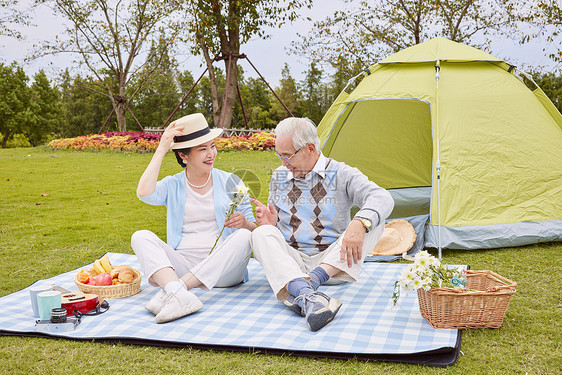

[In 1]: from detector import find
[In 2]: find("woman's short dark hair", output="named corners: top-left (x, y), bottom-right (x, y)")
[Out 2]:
top-left (174, 147), bottom-right (192, 167)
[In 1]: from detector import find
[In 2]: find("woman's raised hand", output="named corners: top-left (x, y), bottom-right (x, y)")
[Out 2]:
top-left (157, 122), bottom-right (184, 152)
top-left (137, 122), bottom-right (184, 197)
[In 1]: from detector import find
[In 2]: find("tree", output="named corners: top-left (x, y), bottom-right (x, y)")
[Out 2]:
top-left (28, 70), bottom-right (61, 146)
top-left (176, 70), bottom-right (201, 118)
top-left (271, 63), bottom-right (300, 120)
top-left (235, 76), bottom-right (276, 129)
top-left (58, 70), bottom-right (113, 137)
top-left (329, 55), bottom-right (359, 100)
top-left (0, 0), bottom-right (31, 40)
top-left (0, 63), bottom-right (31, 148)
top-left (37, 0), bottom-right (181, 131)
top-left (181, 0), bottom-right (313, 129)
top-left (517, 1), bottom-right (562, 65)
top-left (298, 62), bottom-right (327, 125)
top-left (292, 0), bottom-right (519, 69)
top-left (531, 71), bottom-right (562, 114)
top-left (197, 68), bottom-right (225, 126)
top-left (130, 38), bottom-right (182, 129)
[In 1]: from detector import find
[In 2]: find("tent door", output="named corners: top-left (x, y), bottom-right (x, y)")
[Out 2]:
top-left (323, 98), bottom-right (433, 218)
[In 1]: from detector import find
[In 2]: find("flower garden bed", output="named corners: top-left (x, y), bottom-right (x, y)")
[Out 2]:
top-left (48, 131), bottom-right (275, 152)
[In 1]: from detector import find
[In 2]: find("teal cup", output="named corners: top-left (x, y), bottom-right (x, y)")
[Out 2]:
top-left (30, 286), bottom-right (53, 318)
top-left (37, 290), bottom-right (62, 320)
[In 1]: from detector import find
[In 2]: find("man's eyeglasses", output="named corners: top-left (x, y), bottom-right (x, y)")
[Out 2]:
top-left (275, 146), bottom-right (303, 163)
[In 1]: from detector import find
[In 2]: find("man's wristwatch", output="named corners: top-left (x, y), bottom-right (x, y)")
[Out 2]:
top-left (354, 217), bottom-right (372, 232)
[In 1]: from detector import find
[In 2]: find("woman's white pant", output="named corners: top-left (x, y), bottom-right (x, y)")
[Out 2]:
top-left (131, 229), bottom-right (252, 290)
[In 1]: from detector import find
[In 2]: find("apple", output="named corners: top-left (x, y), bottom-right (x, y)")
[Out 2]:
top-left (86, 277), bottom-right (96, 285)
top-left (94, 273), bottom-right (113, 286)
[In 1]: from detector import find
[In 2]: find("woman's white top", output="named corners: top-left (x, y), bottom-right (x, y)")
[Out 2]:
top-left (176, 181), bottom-right (221, 262)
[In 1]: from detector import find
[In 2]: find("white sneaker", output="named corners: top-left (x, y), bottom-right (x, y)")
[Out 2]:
top-left (155, 288), bottom-right (203, 324)
top-left (145, 289), bottom-right (167, 316)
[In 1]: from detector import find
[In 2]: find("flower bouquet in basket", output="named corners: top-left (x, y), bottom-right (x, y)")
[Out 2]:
top-left (392, 251), bottom-right (517, 329)
top-left (392, 251), bottom-right (467, 306)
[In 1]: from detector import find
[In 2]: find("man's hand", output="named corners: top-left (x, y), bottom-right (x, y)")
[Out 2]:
top-left (250, 198), bottom-right (278, 226)
top-left (340, 220), bottom-right (367, 268)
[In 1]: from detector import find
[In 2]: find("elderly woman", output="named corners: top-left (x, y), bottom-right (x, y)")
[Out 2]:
top-left (131, 113), bottom-right (256, 324)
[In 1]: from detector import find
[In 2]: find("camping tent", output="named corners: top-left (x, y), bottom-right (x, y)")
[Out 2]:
top-left (317, 37), bottom-right (562, 253)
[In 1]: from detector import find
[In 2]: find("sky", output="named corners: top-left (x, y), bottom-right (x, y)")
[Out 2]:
top-left (0, 1), bottom-right (343, 84)
top-left (0, 0), bottom-right (558, 86)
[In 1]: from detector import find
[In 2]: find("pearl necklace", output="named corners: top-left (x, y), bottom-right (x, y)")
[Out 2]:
top-left (185, 170), bottom-right (212, 189)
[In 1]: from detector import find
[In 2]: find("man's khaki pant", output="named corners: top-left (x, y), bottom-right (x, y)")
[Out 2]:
top-left (250, 223), bottom-right (384, 301)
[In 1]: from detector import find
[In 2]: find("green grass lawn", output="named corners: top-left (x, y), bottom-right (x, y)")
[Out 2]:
top-left (1, 147), bottom-right (560, 374)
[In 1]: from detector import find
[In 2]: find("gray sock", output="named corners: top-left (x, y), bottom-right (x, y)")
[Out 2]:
top-left (309, 267), bottom-right (330, 290)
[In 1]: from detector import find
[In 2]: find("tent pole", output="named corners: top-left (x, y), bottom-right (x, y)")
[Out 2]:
top-left (343, 71), bottom-right (366, 92)
top-left (435, 60), bottom-right (442, 260)
top-left (436, 143), bottom-right (442, 260)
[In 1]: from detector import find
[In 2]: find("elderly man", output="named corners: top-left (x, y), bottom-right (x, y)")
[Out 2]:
top-left (250, 117), bottom-right (394, 331)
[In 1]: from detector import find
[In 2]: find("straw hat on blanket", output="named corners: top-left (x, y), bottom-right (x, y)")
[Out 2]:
top-left (369, 219), bottom-right (417, 256)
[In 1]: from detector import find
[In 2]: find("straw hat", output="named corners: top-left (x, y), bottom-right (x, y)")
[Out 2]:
top-left (170, 113), bottom-right (223, 150)
top-left (369, 219), bottom-right (417, 256)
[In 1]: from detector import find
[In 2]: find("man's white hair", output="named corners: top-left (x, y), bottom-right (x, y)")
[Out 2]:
top-left (274, 117), bottom-right (320, 153)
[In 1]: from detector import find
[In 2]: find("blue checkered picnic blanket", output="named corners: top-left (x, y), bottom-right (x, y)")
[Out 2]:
top-left (0, 253), bottom-right (460, 357)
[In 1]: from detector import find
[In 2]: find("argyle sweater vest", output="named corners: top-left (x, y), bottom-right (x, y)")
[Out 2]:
top-left (268, 157), bottom-right (393, 256)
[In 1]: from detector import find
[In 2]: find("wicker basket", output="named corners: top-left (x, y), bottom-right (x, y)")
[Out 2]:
top-left (74, 268), bottom-right (142, 299)
top-left (417, 270), bottom-right (516, 329)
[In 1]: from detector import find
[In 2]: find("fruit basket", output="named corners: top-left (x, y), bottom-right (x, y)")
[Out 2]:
top-left (75, 268), bottom-right (142, 299)
top-left (417, 270), bottom-right (516, 329)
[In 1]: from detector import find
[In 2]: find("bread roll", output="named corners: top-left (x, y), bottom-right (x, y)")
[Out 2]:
top-left (118, 269), bottom-right (135, 283)
top-left (110, 264), bottom-right (135, 279)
